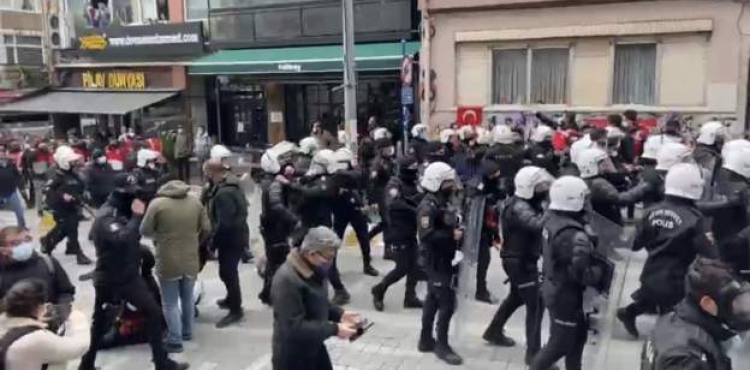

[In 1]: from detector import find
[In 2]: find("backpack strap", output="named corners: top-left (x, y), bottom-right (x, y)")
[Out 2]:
top-left (38, 254), bottom-right (55, 277)
top-left (0, 326), bottom-right (44, 370)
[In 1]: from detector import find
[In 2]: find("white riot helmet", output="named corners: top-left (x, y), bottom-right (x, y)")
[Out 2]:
top-left (299, 137), bottom-right (319, 156)
top-left (420, 162), bottom-right (457, 193)
top-left (307, 149), bottom-right (336, 176)
top-left (697, 121), bottom-right (727, 146)
top-left (531, 125), bottom-right (554, 143)
top-left (723, 145), bottom-right (750, 179)
top-left (664, 163), bottom-right (704, 200)
top-left (722, 139), bottom-right (750, 159)
top-left (492, 125), bottom-right (514, 145)
top-left (411, 124), bottom-right (427, 140)
top-left (372, 127), bottom-right (391, 141)
top-left (656, 142), bottom-right (693, 171)
top-left (549, 176), bottom-right (590, 212)
top-left (53, 145), bottom-right (82, 171)
top-left (261, 150), bottom-right (282, 174)
top-left (642, 134), bottom-right (683, 161)
top-left (261, 141), bottom-right (298, 174)
top-left (476, 127), bottom-right (493, 146)
top-left (136, 149), bottom-right (160, 168)
top-left (328, 148), bottom-right (354, 174)
top-left (439, 128), bottom-right (457, 144)
top-left (514, 166), bottom-right (554, 200)
top-left (210, 145), bottom-right (232, 161)
top-left (576, 147), bottom-right (609, 179)
top-left (458, 125), bottom-right (476, 141)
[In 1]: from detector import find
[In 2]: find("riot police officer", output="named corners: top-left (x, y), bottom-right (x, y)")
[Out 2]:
top-left (417, 162), bottom-right (463, 366)
top-left (258, 142), bottom-right (300, 305)
top-left (618, 163), bottom-right (719, 339)
top-left (132, 149), bottom-right (168, 203)
top-left (41, 146), bottom-right (92, 265)
top-left (530, 176), bottom-right (604, 370)
top-left (371, 155), bottom-right (424, 311)
top-left (468, 160), bottom-right (504, 303)
top-left (484, 166), bottom-right (554, 366)
top-left (368, 134), bottom-right (396, 259)
top-left (79, 173), bottom-right (188, 370)
top-left (694, 121), bottom-right (727, 186)
top-left (84, 149), bottom-right (116, 208)
top-left (486, 125), bottom-right (525, 199)
top-left (641, 143), bottom-right (694, 209)
top-left (295, 136), bottom-right (319, 176)
top-left (641, 257), bottom-right (750, 370)
top-left (527, 125), bottom-right (560, 177)
top-left (410, 123), bottom-right (429, 163)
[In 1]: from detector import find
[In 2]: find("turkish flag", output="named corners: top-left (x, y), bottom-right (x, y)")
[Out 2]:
top-left (457, 106), bottom-right (483, 127)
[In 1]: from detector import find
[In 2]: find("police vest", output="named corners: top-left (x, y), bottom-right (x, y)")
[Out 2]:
top-left (542, 214), bottom-right (586, 285)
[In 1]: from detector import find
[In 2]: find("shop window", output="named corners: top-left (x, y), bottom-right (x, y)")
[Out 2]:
top-left (492, 47), bottom-right (569, 105)
top-left (613, 43), bottom-right (656, 105)
top-left (0, 35), bottom-right (43, 66)
top-left (0, 0), bottom-right (39, 12)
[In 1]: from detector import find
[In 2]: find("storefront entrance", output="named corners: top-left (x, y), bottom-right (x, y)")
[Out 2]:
top-left (219, 86), bottom-right (268, 147)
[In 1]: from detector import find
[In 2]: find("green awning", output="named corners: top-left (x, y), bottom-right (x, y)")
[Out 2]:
top-left (189, 41), bottom-right (420, 75)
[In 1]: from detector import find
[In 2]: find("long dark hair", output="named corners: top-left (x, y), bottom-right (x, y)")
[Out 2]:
top-left (1, 279), bottom-right (46, 319)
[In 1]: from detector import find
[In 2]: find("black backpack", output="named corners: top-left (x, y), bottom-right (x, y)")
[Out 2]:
top-left (0, 325), bottom-right (48, 370)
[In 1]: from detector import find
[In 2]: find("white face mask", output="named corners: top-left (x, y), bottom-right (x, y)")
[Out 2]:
top-left (12, 242), bottom-right (35, 262)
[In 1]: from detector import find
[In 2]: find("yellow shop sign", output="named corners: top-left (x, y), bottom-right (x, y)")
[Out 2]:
top-left (79, 35), bottom-right (108, 50)
top-left (82, 71), bottom-right (147, 90)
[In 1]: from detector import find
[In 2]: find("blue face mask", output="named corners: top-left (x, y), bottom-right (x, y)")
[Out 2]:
top-left (315, 262), bottom-right (333, 277)
top-left (11, 242), bottom-right (35, 262)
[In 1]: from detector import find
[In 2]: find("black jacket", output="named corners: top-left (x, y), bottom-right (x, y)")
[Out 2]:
top-left (85, 162), bottom-right (116, 205)
top-left (91, 201), bottom-right (143, 286)
top-left (632, 197), bottom-right (718, 309)
top-left (0, 253), bottom-right (75, 306)
top-left (644, 300), bottom-right (734, 370)
top-left (368, 155), bottom-right (394, 206)
top-left (384, 176), bottom-right (423, 245)
top-left (541, 212), bottom-right (602, 295)
top-left (207, 173), bottom-right (249, 250)
top-left (527, 142), bottom-right (559, 177)
top-left (0, 161), bottom-right (20, 198)
top-left (694, 144), bottom-right (722, 186)
top-left (485, 143), bottom-right (525, 196)
top-left (500, 196), bottom-right (547, 262)
top-left (292, 175), bottom-right (336, 229)
top-left (44, 168), bottom-right (85, 214)
top-left (417, 192), bottom-right (461, 285)
top-left (587, 176), bottom-right (648, 225)
top-left (261, 176), bottom-right (299, 246)
top-left (641, 166), bottom-right (666, 209)
top-left (271, 250), bottom-right (343, 370)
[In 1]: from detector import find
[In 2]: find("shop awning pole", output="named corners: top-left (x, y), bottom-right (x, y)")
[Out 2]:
top-left (342, 0), bottom-right (358, 163)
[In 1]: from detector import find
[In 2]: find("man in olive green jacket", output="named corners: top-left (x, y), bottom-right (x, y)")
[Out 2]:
top-left (140, 180), bottom-right (211, 353)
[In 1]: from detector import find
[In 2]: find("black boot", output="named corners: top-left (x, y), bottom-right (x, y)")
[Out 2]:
top-left (76, 251), bottom-right (93, 266)
top-left (216, 298), bottom-right (230, 310)
top-left (475, 290), bottom-right (498, 304)
top-left (482, 330), bottom-right (516, 347)
top-left (154, 358), bottom-right (190, 370)
top-left (371, 286), bottom-right (385, 311)
top-left (40, 235), bottom-right (53, 255)
top-left (617, 307), bottom-right (640, 339)
top-left (332, 289), bottom-right (351, 306)
top-left (363, 263), bottom-right (380, 277)
top-left (418, 335), bottom-right (435, 353)
top-left (435, 343), bottom-right (463, 366)
top-left (216, 310), bottom-right (244, 328)
top-left (403, 296), bottom-right (423, 309)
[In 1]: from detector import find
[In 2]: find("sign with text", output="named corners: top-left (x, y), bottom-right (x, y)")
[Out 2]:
top-left (61, 67), bottom-right (179, 90)
top-left (82, 71), bottom-right (147, 90)
top-left (76, 22), bottom-right (204, 59)
top-left (457, 106), bottom-right (483, 127)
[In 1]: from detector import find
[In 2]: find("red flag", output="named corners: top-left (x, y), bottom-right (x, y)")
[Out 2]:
top-left (456, 106), bottom-right (483, 127)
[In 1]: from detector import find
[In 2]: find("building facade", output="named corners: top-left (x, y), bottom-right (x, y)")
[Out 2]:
top-left (420, 0), bottom-right (750, 132)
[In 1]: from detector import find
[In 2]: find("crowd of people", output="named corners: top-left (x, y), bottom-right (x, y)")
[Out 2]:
top-left (0, 110), bottom-right (748, 370)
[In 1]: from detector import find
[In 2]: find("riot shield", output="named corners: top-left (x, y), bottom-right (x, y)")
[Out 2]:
top-left (454, 194), bottom-right (486, 338)
top-left (587, 210), bottom-right (634, 253)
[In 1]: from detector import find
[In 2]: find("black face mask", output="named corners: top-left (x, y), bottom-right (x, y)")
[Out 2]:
top-left (401, 169), bottom-right (418, 183)
top-left (111, 192), bottom-right (136, 217)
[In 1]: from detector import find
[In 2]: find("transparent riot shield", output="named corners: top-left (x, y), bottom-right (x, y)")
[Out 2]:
top-left (587, 210), bottom-right (634, 254)
top-left (454, 194), bottom-right (486, 337)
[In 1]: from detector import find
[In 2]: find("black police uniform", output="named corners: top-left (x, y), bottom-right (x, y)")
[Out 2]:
top-left (484, 195), bottom-right (546, 363)
top-left (527, 141), bottom-right (560, 177)
top-left (132, 166), bottom-right (168, 203)
top-left (417, 191), bottom-right (462, 359)
top-left (79, 187), bottom-right (181, 370)
top-left (372, 168), bottom-right (424, 309)
top-left (367, 152), bottom-right (395, 256)
top-left (619, 196), bottom-right (719, 337)
top-left (410, 137), bottom-right (428, 163)
top-left (531, 211), bottom-right (603, 370)
top-left (694, 144), bottom-right (722, 186)
top-left (332, 169), bottom-right (375, 273)
top-left (641, 300), bottom-right (734, 370)
top-left (485, 143), bottom-right (525, 198)
top-left (42, 167), bottom-right (90, 263)
top-left (259, 175), bottom-right (299, 305)
top-left (640, 165), bottom-right (666, 209)
top-left (206, 173), bottom-right (250, 316)
top-left (85, 159), bottom-right (116, 208)
top-left (586, 175), bottom-right (648, 225)
top-left (709, 168), bottom-right (750, 277)
top-left (470, 160), bottom-right (506, 302)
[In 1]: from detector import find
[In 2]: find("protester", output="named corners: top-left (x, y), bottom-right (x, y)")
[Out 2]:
top-left (140, 180), bottom-right (211, 353)
top-left (174, 127), bottom-right (192, 182)
top-left (0, 146), bottom-right (26, 230)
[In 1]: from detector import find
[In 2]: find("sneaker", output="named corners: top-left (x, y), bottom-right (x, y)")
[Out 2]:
top-left (331, 289), bottom-right (351, 306)
top-left (617, 308), bottom-right (640, 339)
top-left (371, 286), bottom-right (384, 312)
top-left (76, 252), bottom-right (93, 266)
top-left (216, 311), bottom-right (244, 329)
top-left (363, 264), bottom-right (380, 277)
top-left (154, 358), bottom-right (189, 370)
top-left (216, 298), bottom-right (229, 310)
top-left (403, 297), bottom-right (423, 309)
top-left (435, 344), bottom-right (463, 366)
top-left (418, 336), bottom-right (436, 353)
top-left (164, 342), bottom-right (184, 354)
top-left (483, 331), bottom-right (516, 347)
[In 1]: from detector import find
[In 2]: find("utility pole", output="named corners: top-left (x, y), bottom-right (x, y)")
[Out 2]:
top-left (342, 0), bottom-right (358, 162)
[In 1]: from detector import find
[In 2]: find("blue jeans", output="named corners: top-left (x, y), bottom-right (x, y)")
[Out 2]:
top-left (0, 190), bottom-right (26, 229)
top-left (159, 276), bottom-right (195, 346)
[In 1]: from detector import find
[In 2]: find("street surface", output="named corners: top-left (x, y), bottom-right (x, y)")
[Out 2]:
top-left (2, 186), bottom-right (748, 370)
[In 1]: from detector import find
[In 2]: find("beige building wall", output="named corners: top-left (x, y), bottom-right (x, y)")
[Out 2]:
top-left (425, 0), bottom-right (746, 131)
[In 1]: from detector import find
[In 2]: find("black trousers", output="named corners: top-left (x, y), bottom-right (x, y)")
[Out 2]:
top-left (79, 279), bottom-right (167, 370)
top-left (327, 255), bottom-right (346, 292)
top-left (218, 247), bottom-right (243, 313)
top-left (175, 157), bottom-right (191, 183)
top-left (334, 207), bottom-right (372, 265)
top-left (45, 212), bottom-right (81, 253)
top-left (260, 242), bottom-right (290, 304)
top-left (421, 280), bottom-right (456, 344)
top-left (374, 243), bottom-right (419, 299)
top-left (476, 233), bottom-right (491, 294)
top-left (531, 289), bottom-right (587, 370)
top-left (484, 258), bottom-right (542, 361)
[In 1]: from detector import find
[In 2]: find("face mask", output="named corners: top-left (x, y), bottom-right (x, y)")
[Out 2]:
top-left (401, 169), bottom-right (418, 183)
top-left (12, 242), bottom-right (35, 262)
top-left (315, 261), bottom-right (333, 277)
top-left (96, 157), bottom-right (107, 164)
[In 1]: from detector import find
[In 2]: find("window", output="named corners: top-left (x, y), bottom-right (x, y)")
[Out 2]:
top-left (492, 47), bottom-right (569, 105)
top-left (185, 0), bottom-right (208, 19)
top-left (107, 0), bottom-right (168, 25)
top-left (0, 0), bottom-right (40, 11)
top-left (613, 44), bottom-right (657, 105)
top-left (0, 35), bottom-right (43, 66)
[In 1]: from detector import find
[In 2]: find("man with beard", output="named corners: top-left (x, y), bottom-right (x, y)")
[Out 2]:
top-left (371, 155), bottom-right (424, 311)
